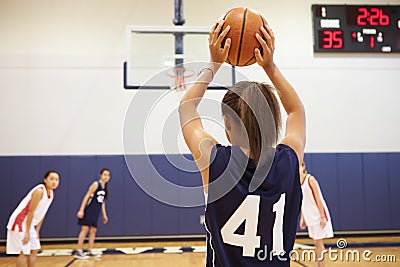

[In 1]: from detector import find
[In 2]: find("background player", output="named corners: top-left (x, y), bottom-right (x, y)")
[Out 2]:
top-left (74, 168), bottom-right (110, 259)
top-left (6, 171), bottom-right (60, 267)
top-left (299, 162), bottom-right (333, 267)
top-left (179, 20), bottom-right (306, 266)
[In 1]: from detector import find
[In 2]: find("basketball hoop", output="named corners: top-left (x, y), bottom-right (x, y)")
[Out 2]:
top-left (166, 67), bottom-right (195, 91)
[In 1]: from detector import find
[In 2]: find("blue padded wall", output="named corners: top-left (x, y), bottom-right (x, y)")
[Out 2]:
top-left (363, 154), bottom-right (391, 230)
top-left (336, 153), bottom-right (366, 230)
top-left (0, 157), bottom-right (12, 239)
top-left (388, 154), bottom-right (400, 229)
top-left (0, 152), bottom-right (399, 239)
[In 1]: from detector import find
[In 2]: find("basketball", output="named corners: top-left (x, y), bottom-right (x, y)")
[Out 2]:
top-left (220, 7), bottom-right (267, 66)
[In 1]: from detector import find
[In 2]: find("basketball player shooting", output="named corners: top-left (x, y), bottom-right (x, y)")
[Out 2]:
top-left (179, 17), bottom-right (306, 267)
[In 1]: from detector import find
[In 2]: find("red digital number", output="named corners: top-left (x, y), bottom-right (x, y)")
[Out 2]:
top-left (332, 31), bottom-right (343, 48)
top-left (370, 36), bottom-right (375, 48)
top-left (379, 9), bottom-right (390, 26)
top-left (370, 8), bottom-right (379, 26)
top-left (322, 31), bottom-right (343, 49)
top-left (357, 7), bottom-right (390, 26)
top-left (322, 31), bottom-right (332, 48)
top-left (357, 8), bottom-right (368, 26)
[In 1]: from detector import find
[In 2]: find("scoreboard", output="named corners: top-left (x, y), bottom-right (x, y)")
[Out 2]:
top-left (312, 5), bottom-right (400, 52)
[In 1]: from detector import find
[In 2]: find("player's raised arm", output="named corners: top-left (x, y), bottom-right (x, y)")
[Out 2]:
top-left (255, 25), bottom-right (306, 162)
top-left (178, 20), bottom-right (231, 186)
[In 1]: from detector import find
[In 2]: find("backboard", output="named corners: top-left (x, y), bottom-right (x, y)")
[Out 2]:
top-left (124, 26), bottom-right (247, 90)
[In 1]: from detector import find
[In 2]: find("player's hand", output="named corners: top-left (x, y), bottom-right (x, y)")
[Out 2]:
top-left (255, 25), bottom-right (275, 70)
top-left (103, 215), bottom-right (109, 224)
top-left (320, 216), bottom-right (327, 228)
top-left (22, 232), bottom-right (30, 245)
top-left (76, 210), bottom-right (84, 219)
top-left (208, 20), bottom-right (231, 64)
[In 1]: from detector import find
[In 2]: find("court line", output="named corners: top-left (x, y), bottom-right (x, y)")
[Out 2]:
top-left (291, 259), bottom-right (309, 267)
top-left (65, 258), bottom-right (76, 267)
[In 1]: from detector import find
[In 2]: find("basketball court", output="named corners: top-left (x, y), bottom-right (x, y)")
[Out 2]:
top-left (1, 236), bottom-right (399, 266)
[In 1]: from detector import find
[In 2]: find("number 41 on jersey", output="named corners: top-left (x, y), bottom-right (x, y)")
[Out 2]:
top-left (221, 194), bottom-right (286, 257)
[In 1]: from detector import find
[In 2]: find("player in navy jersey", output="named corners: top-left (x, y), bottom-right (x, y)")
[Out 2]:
top-left (179, 20), bottom-right (305, 266)
top-left (74, 168), bottom-right (110, 259)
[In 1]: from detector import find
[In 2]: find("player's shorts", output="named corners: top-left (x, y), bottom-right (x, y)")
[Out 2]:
top-left (308, 221), bottom-right (334, 240)
top-left (78, 217), bottom-right (99, 227)
top-left (6, 228), bottom-right (40, 255)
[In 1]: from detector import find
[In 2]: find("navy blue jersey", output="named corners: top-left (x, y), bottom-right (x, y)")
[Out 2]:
top-left (78, 181), bottom-right (106, 227)
top-left (205, 144), bottom-right (301, 267)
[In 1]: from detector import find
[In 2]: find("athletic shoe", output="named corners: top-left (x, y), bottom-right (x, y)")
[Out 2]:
top-left (74, 250), bottom-right (89, 259)
top-left (87, 250), bottom-right (102, 258)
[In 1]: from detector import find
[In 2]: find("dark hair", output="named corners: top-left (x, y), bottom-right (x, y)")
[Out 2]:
top-left (221, 81), bottom-right (281, 163)
top-left (43, 170), bottom-right (60, 179)
top-left (100, 168), bottom-right (110, 200)
top-left (42, 170), bottom-right (60, 183)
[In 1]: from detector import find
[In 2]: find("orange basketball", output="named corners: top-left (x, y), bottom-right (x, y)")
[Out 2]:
top-left (221, 7), bottom-right (267, 66)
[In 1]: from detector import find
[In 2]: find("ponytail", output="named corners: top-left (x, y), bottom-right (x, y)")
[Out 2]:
top-left (104, 182), bottom-right (109, 200)
top-left (240, 83), bottom-right (262, 163)
top-left (222, 81), bottom-right (281, 164)
top-left (100, 168), bottom-right (110, 200)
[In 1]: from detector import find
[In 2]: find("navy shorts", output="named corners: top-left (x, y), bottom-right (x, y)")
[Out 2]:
top-left (78, 217), bottom-right (98, 227)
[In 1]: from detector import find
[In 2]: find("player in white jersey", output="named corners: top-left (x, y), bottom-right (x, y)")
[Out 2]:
top-left (6, 171), bottom-right (60, 267)
top-left (299, 162), bottom-right (333, 267)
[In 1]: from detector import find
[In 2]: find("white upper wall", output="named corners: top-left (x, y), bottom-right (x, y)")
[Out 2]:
top-left (1, 0), bottom-right (400, 155)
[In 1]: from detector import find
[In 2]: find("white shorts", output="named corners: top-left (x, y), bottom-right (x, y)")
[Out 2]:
top-left (308, 221), bottom-right (334, 240)
top-left (7, 229), bottom-right (40, 255)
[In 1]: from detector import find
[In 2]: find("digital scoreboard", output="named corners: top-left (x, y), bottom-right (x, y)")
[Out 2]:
top-left (312, 5), bottom-right (400, 52)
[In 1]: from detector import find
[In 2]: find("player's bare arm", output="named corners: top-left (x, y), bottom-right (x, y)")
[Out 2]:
top-left (23, 188), bottom-right (44, 245)
top-left (77, 182), bottom-right (98, 219)
top-left (255, 25), bottom-right (306, 162)
top-left (178, 20), bottom-right (231, 188)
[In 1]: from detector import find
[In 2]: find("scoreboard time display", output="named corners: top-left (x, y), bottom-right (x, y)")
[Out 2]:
top-left (312, 5), bottom-right (400, 52)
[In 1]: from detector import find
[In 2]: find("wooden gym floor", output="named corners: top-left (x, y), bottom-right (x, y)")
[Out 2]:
top-left (0, 236), bottom-right (399, 266)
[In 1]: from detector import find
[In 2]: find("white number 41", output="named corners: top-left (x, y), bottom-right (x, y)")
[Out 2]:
top-left (220, 193), bottom-right (285, 257)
